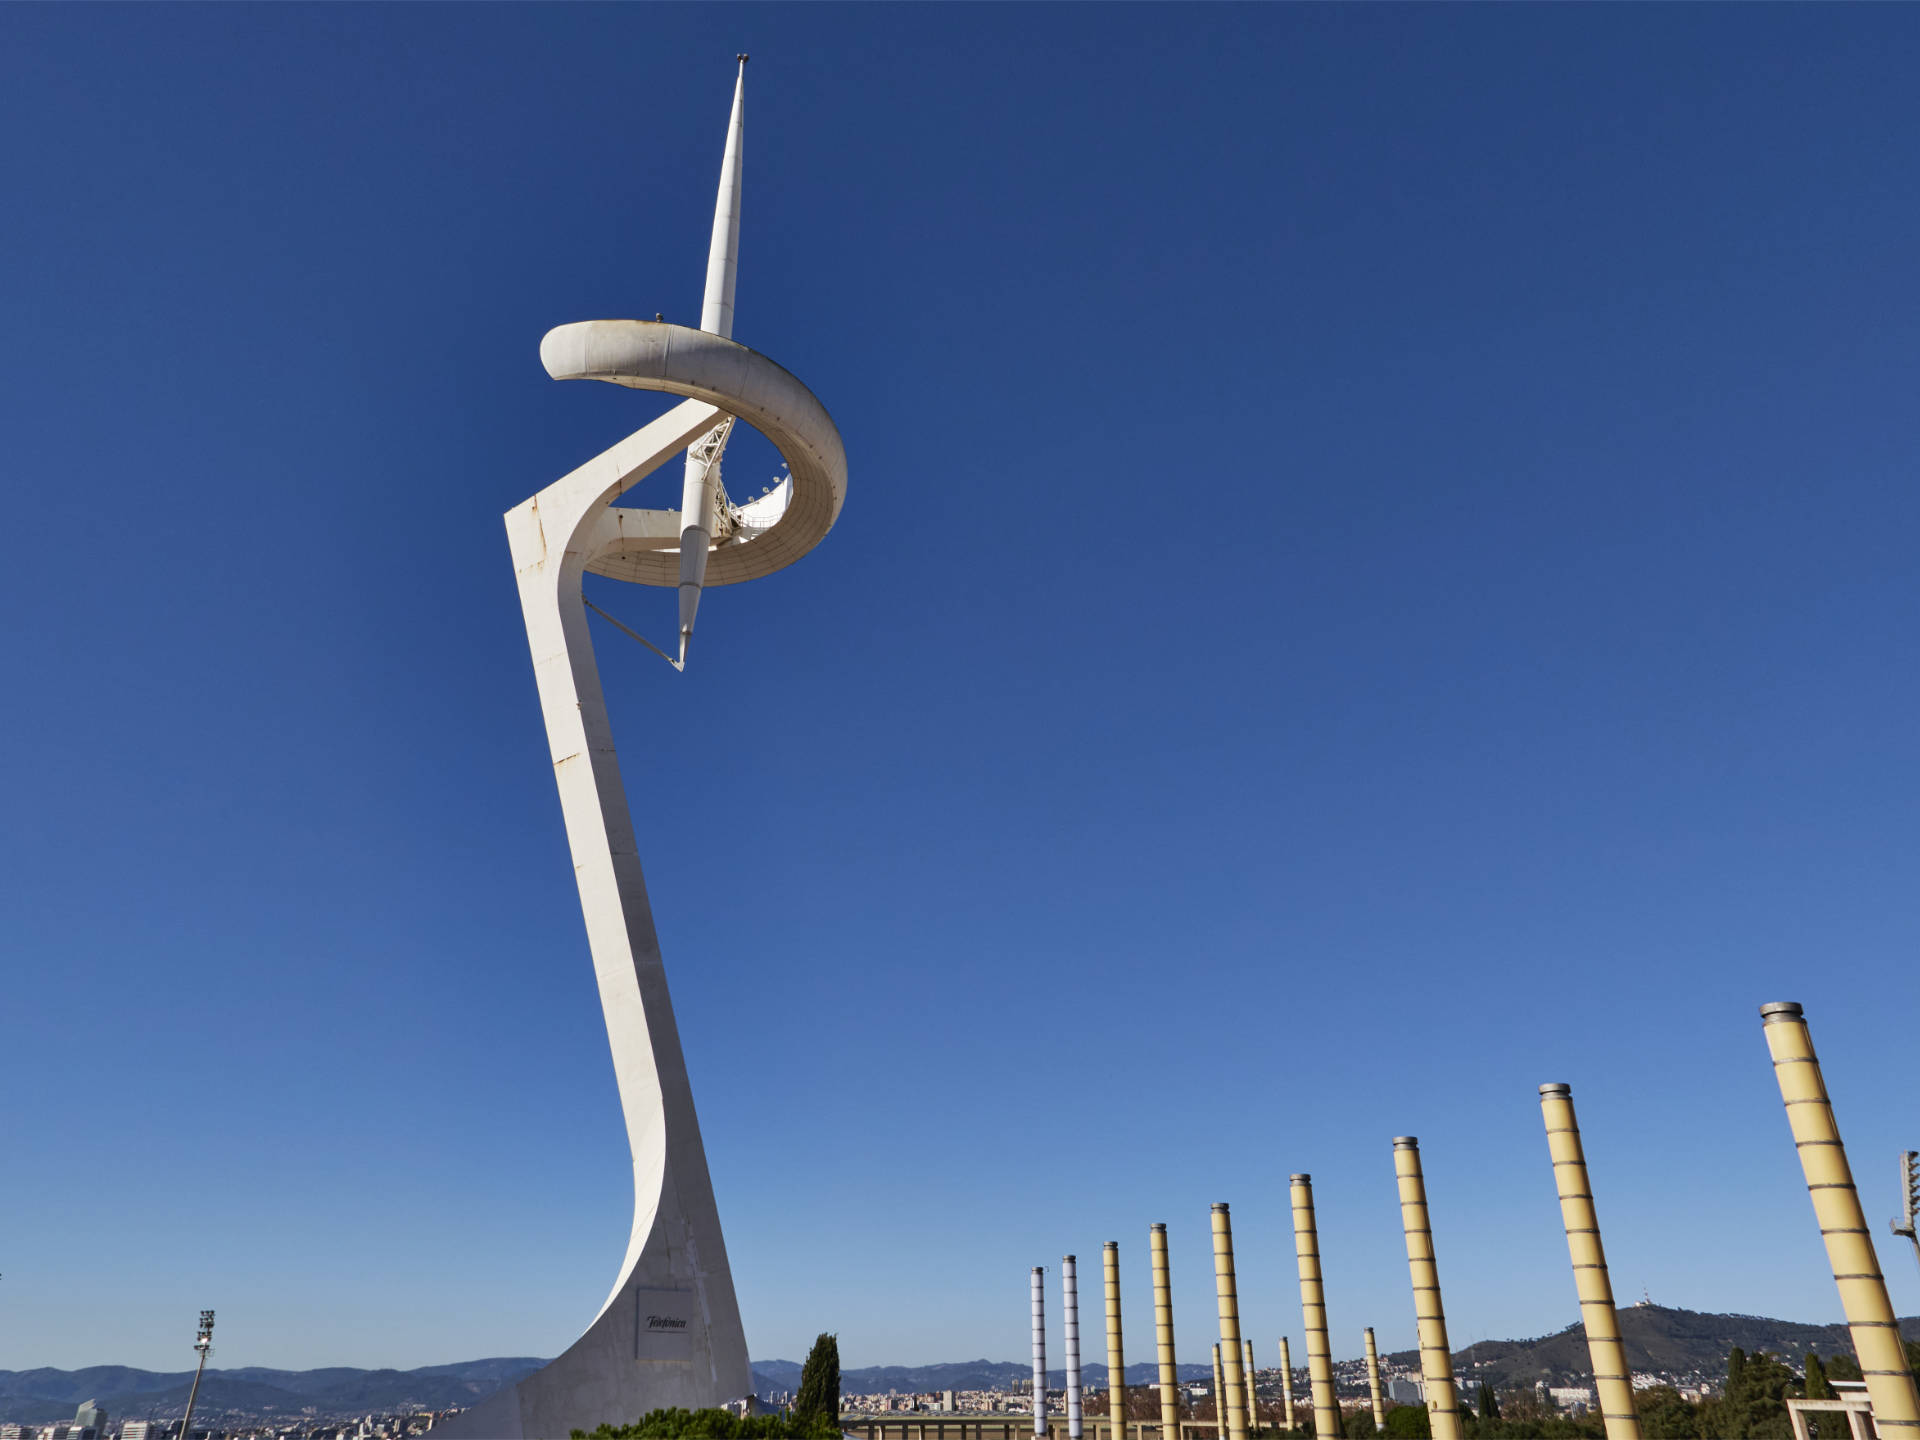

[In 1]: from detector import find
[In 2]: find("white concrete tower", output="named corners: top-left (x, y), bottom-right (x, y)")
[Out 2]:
top-left (439, 60), bottom-right (846, 1439)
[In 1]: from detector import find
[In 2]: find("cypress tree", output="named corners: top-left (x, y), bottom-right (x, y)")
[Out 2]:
top-left (1806, 1353), bottom-right (1831, 1400)
top-left (1475, 1383), bottom-right (1499, 1421)
top-left (794, 1333), bottom-right (841, 1427)
top-left (1727, 1348), bottom-right (1747, 1401)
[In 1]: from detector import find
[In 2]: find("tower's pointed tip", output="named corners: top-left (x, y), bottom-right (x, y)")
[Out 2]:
top-left (736, 52), bottom-right (749, 66)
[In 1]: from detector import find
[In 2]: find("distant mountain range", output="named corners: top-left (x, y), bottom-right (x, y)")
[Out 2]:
top-left (752, 1361), bottom-right (1215, 1398)
top-left (1386, 1305), bottom-right (1920, 1388)
top-left (0, 1358), bottom-right (547, 1428)
top-left (11, 1309), bottom-right (1919, 1428)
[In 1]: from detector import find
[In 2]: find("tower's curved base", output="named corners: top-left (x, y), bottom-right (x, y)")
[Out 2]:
top-left (431, 1181), bottom-right (750, 1440)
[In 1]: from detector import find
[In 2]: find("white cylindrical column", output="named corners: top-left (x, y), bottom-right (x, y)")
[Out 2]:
top-left (1034, 1267), bottom-right (1050, 1439)
top-left (1104, 1243), bottom-right (1127, 1440)
top-left (1538, 1085), bottom-right (1641, 1440)
top-left (1210, 1204), bottom-right (1249, 1440)
top-left (1763, 1003), bottom-right (1920, 1439)
top-left (1242, 1339), bottom-right (1258, 1435)
top-left (1364, 1328), bottom-right (1385, 1431)
top-left (1278, 1339), bottom-right (1293, 1433)
top-left (1393, 1137), bottom-right (1461, 1440)
top-left (1289, 1175), bottom-right (1340, 1440)
top-left (1150, 1224), bottom-right (1180, 1440)
top-left (1065, 1255), bottom-right (1085, 1440)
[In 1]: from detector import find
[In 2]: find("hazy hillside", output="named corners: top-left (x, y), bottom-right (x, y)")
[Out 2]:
top-left (0, 1359), bottom-right (548, 1427)
top-left (14, 1309), bottom-right (1920, 1428)
top-left (1385, 1305), bottom-right (1920, 1387)
top-left (754, 1361), bottom-right (1228, 1395)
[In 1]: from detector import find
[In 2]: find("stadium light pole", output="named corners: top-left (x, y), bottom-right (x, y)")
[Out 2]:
top-left (1891, 1151), bottom-right (1920, 1290)
top-left (178, 1310), bottom-right (214, 1440)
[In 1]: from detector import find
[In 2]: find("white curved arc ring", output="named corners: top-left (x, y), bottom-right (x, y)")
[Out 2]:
top-left (541, 320), bottom-right (847, 588)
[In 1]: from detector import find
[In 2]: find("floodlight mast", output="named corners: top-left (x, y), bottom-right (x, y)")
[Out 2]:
top-left (178, 1310), bottom-right (214, 1440)
top-left (1892, 1151), bottom-right (1920, 1287)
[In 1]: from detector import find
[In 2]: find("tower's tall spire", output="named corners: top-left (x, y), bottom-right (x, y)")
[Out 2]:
top-left (702, 56), bottom-right (747, 339)
top-left (677, 55), bottom-right (747, 667)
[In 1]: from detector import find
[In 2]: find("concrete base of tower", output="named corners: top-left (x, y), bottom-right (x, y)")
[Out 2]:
top-left (430, 1266), bottom-right (750, 1440)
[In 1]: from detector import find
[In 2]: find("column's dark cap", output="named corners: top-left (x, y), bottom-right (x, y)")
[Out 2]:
top-left (1539, 1083), bottom-right (1572, 1096)
top-left (1211, 1202), bottom-right (1229, 1213)
top-left (1760, 1001), bottom-right (1805, 1023)
top-left (1393, 1136), bottom-right (1419, 1149)
top-left (1291, 1173), bottom-right (1311, 1183)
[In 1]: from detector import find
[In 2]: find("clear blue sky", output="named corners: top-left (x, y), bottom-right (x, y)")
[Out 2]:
top-left (5, 4), bottom-right (1920, 1377)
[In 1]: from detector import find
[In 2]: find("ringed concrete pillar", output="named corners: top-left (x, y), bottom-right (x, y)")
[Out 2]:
top-left (1762, 1002), bottom-right (1920, 1437)
top-left (1065, 1256), bottom-right (1085, 1440)
top-left (1289, 1176), bottom-right (1340, 1440)
top-left (1242, 1339), bottom-right (1258, 1435)
top-left (1363, 1329), bottom-right (1385, 1431)
top-left (1150, 1225), bottom-right (1180, 1440)
top-left (1392, 1138), bottom-right (1461, 1440)
top-left (1212, 1346), bottom-right (1226, 1439)
top-left (1210, 1204), bottom-right (1250, 1440)
top-left (1538, 1085), bottom-right (1641, 1440)
top-left (1033, 1268), bottom-right (1049, 1440)
top-left (1105, 1243), bottom-right (1127, 1440)
top-left (1277, 1339), bottom-right (1293, 1434)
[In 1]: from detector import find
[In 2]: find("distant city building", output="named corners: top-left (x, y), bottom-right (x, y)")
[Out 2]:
top-left (1387, 1379), bottom-right (1423, 1406)
top-left (71, 1402), bottom-right (106, 1440)
top-left (1549, 1387), bottom-right (1594, 1413)
top-left (941, 1392), bottom-right (957, 1413)
top-left (119, 1424), bottom-right (153, 1440)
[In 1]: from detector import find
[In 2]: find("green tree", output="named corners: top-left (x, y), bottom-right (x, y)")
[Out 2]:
top-left (1826, 1353), bottom-right (1862, 1383)
top-left (571, 1408), bottom-right (842, 1440)
top-left (1721, 1349), bottom-right (1800, 1440)
top-left (793, 1333), bottom-right (841, 1427)
top-left (1634, 1386), bottom-right (1700, 1439)
top-left (1475, 1384), bottom-right (1500, 1422)
top-left (1344, 1410), bottom-right (1378, 1438)
top-left (1804, 1354), bottom-right (1831, 1401)
top-left (1381, 1407), bottom-right (1430, 1440)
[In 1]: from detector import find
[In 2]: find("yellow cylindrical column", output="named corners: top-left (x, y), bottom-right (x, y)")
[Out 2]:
top-left (1762, 1002), bottom-right (1920, 1437)
top-left (1242, 1339), bottom-right (1258, 1435)
top-left (1538, 1084), bottom-right (1642, 1440)
top-left (1210, 1205), bottom-right (1249, 1440)
top-left (1212, 1345), bottom-right (1226, 1438)
top-left (1363, 1329), bottom-right (1385, 1431)
top-left (1289, 1175), bottom-right (1340, 1440)
top-left (1277, 1339), bottom-right (1294, 1433)
top-left (1393, 1137), bottom-right (1461, 1440)
top-left (1105, 1243), bottom-right (1127, 1440)
top-left (1150, 1224), bottom-right (1180, 1440)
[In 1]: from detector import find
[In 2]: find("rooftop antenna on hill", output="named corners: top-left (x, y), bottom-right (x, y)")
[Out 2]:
top-left (178, 1310), bottom-right (214, 1440)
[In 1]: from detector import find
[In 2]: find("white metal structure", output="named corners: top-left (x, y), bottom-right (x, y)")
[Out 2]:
top-left (437, 59), bottom-right (846, 1440)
